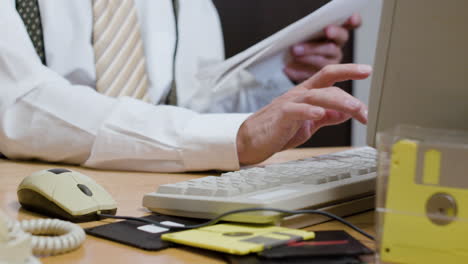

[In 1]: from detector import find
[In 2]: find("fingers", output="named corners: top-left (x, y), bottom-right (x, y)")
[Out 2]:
top-left (296, 86), bottom-right (368, 124)
top-left (281, 108), bottom-right (357, 152)
top-left (286, 42), bottom-right (343, 83)
top-left (291, 64), bottom-right (371, 124)
top-left (291, 42), bottom-right (341, 58)
top-left (280, 102), bottom-right (326, 121)
top-left (283, 62), bottom-right (318, 83)
top-left (291, 42), bottom-right (342, 67)
top-left (323, 13), bottom-right (361, 47)
top-left (295, 55), bottom-right (339, 70)
top-left (314, 110), bottom-right (352, 128)
top-left (303, 64), bottom-right (372, 88)
top-left (344, 13), bottom-right (362, 30)
top-left (281, 120), bottom-right (314, 150)
top-left (325, 25), bottom-right (350, 47)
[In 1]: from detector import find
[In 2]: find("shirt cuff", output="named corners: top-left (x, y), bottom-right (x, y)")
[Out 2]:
top-left (180, 113), bottom-right (250, 171)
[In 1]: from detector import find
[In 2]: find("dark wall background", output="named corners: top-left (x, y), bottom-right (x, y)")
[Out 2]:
top-left (212, 0), bottom-right (354, 147)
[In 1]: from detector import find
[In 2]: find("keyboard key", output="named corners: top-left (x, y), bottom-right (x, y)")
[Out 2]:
top-left (185, 186), bottom-right (215, 196)
top-left (339, 172), bottom-right (352, 179)
top-left (327, 174), bottom-right (340, 182)
top-left (214, 187), bottom-right (240, 197)
top-left (303, 174), bottom-right (327, 185)
top-left (157, 184), bottom-right (186, 194)
top-left (351, 167), bottom-right (369, 176)
top-left (261, 178), bottom-right (282, 187)
top-left (234, 183), bottom-right (256, 193)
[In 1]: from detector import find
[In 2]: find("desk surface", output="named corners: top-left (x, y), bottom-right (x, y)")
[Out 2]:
top-left (0, 147), bottom-right (375, 264)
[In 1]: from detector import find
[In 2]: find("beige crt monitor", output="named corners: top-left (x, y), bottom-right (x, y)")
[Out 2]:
top-left (367, 0), bottom-right (468, 146)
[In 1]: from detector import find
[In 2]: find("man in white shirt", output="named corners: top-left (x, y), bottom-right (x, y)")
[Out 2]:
top-left (0, 0), bottom-right (368, 172)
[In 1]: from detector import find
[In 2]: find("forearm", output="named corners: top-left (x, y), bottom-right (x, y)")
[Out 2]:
top-left (1, 79), bottom-right (249, 172)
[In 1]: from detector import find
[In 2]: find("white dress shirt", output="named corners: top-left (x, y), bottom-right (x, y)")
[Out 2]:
top-left (0, 0), bottom-right (293, 172)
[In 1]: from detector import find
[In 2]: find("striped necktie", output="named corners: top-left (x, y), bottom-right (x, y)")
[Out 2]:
top-left (16, 0), bottom-right (47, 65)
top-left (93, 0), bottom-right (150, 101)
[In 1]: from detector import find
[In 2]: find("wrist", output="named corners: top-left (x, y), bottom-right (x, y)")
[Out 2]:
top-left (236, 119), bottom-right (269, 166)
top-left (236, 123), bottom-right (250, 165)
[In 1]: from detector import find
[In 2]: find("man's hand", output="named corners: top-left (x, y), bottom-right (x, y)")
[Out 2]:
top-left (284, 14), bottom-right (362, 83)
top-left (237, 63), bottom-right (371, 165)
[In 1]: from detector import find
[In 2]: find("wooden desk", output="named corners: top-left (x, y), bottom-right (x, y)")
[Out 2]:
top-left (0, 147), bottom-right (375, 264)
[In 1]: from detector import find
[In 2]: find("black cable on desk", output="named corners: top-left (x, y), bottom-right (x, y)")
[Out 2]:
top-left (98, 207), bottom-right (375, 241)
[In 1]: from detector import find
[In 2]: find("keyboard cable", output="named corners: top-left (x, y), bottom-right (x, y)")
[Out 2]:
top-left (97, 207), bottom-right (375, 241)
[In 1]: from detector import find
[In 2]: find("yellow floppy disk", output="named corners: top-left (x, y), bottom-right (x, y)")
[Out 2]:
top-left (162, 223), bottom-right (315, 255)
top-left (380, 140), bottom-right (468, 263)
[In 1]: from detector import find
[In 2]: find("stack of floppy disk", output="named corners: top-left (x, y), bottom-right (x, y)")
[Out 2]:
top-left (86, 213), bottom-right (372, 263)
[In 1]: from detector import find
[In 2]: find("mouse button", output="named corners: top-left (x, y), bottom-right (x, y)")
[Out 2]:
top-left (73, 181), bottom-right (116, 212)
top-left (86, 184), bottom-right (117, 210)
top-left (70, 173), bottom-right (117, 209)
top-left (48, 168), bottom-right (71, 174)
top-left (87, 187), bottom-right (117, 211)
top-left (68, 171), bottom-right (99, 189)
top-left (51, 176), bottom-right (98, 216)
top-left (18, 170), bottom-right (56, 196)
top-left (77, 184), bottom-right (93, 196)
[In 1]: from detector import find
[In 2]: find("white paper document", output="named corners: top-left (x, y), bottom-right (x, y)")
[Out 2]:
top-left (198, 0), bottom-right (370, 93)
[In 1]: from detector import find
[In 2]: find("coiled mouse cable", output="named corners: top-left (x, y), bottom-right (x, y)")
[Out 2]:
top-left (10, 218), bottom-right (86, 256)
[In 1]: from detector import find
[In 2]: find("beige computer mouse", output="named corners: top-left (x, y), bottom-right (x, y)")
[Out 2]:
top-left (17, 168), bottom-right (117, 222)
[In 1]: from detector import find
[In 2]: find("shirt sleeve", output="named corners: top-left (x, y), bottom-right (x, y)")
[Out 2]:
top-left (230, 51), bottom-right (296, 113)
top-left (0, 2), bottom-right (248, 172)
top-left (186, 52), bottom-right (295, 114)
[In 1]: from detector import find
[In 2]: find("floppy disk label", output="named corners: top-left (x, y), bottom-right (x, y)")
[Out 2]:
top-left (137, 221), bottom-right (184, 234)
top-left (162, 223), bottom-right (315, 255)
